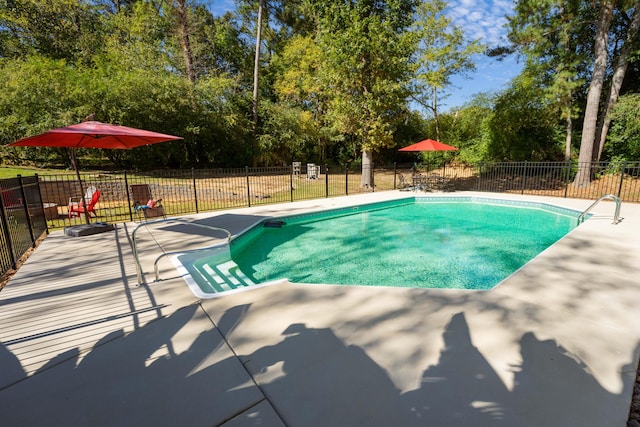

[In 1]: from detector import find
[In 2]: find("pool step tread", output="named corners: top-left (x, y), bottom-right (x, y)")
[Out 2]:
top-left (193, 259), bottom-right (256, 294)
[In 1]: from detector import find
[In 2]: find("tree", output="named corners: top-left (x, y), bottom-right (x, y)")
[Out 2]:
top-left (574, 0), bottom-right (615, 187)
top-left (252, 0), bottom-right (265, 148)
top-left (312, 0), bottom-right (418, 188)
top-left (508, 0), bottom-right (592, 162)
top-left (272, 35), bottom-right (336, 161)
top-left (488, 76), bottom-right (563, 161)
top-left (172, 0), bottom-right (196, 83)
top-left (187, 9), bottom-right (251, 78)
top-left (433, 94), bottom-right (495, 164)
top-left (411, 0), bottom-right (484, 142)
top-left (0, 55), bottom-right (88, 147)
top-left (507, 0), bottom-right (639, 183)
top-left (604, 93), bottom-right (640, 160)
top-left (257, 100), bottom-right (320, 164)
top-left (0, 0), bottom-right (106, 63)
top-left (97, 0), bottom-right (172, 73)
top-left (0, 5), bottom-right (249, 167)
top-left (594, 1), bottom-right (640, 160)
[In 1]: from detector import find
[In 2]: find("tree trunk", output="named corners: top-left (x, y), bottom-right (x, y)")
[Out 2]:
top-left (252, 0), bottom-right (264, 151)
top-left (175, 0), bottom-right (195, 84)
top-left (565, 112), bottom-right (572, 161)
top-left (361, 149), bottom-right (374, 190)
top-left (574, 0), bottom-right (614, 187)
top-left (594, 1), bottom-right (640, 161)
top-left (432, 87), bottom-right (440, 142)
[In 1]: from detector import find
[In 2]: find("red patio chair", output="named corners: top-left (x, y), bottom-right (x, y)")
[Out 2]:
top-left (1, 189), bottom-right (23, 210)
top-left (68, 189), bottom-right (101, 219)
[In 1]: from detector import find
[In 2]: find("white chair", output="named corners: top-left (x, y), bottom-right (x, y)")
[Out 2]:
top-left (307, 163), bottom-right (319, 179)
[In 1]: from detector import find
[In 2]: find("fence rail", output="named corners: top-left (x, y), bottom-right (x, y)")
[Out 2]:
top-left (2, 161), bottom-right (640, 281)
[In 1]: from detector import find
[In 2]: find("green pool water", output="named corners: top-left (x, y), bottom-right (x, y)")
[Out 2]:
top-left (228, 198), bottom-right (579, 290)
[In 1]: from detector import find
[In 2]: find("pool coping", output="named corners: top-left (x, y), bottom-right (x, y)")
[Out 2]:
top-left (178, 195), bottom-right (586, 298)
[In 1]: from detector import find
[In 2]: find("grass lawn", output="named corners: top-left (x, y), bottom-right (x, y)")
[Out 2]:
top-left (0, 166), bottom-right (69, 179)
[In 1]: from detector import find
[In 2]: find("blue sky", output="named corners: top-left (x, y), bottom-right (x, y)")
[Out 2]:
top-left (444, 0), bottom-right (523, 110)
top-left (207, 0), bottom-right (523, 111)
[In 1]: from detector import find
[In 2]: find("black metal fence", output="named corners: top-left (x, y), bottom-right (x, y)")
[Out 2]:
top-left (2, 161), bottom-right (640, 280)
top-left (472, 161), bottom-right (640, 200)
top-left (0, 175), bottom-right (47, 276)
top-left (35, 164), bottom-right (380, 228)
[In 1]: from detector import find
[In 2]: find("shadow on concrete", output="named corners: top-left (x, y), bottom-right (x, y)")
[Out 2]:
top-left (239, 312), bottom-right (631, 426)
top-left (0, 308), bottom-right (633, 426)
top-left (0, 303), bottom-right (281, 426)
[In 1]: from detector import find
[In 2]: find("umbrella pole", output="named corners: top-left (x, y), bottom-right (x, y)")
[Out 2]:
top-left (70, 148), bottom-right (90, 225)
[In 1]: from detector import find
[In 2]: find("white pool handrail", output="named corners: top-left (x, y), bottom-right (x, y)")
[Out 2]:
top-left (578, 194), bottom-right (622, 225)
top-left (132, 218), bottom-right (232, 285)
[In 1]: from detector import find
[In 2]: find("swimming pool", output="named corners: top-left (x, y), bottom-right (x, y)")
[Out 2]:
top-left (173, 196), bottom-right (581, 297)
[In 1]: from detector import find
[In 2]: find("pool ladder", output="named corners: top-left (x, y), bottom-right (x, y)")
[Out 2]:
top-left (132, 218), bottom-right (232, 285)
top-left (578, 194), bottom-right (622, 224)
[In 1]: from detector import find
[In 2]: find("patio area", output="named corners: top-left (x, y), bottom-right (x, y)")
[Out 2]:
top-left (1, 191), bottom-right (639, 426)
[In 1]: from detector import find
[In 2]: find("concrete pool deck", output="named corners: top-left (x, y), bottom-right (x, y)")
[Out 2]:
top-left (1, 191), bottom-right (639, 426)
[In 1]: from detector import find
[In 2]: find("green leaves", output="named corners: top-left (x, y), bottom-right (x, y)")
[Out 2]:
top-left (0, 0), bottom-right (105, 62)
top-left (311, 0), bottom-right (417, 152)
top-left (488, 77), bottom-right (563, 161)
top-left (410, 0), bottom-right (484, 143)
top-left (605, 93), bottom-right (640, 159)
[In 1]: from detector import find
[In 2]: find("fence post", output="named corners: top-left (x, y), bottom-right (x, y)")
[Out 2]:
top-left (371, 163), bottom-right (375, 193)
top-left (17, 175), bottom-right (36, 246)
top-left (345, 163), bottom-right (349, 196)
top-left (521, 161), bottom-right (527, 195)
top-left (290, 164), bottom-right (294, 202)
top-left (393, 162), bottom-right (397, 190)
top-left (245, 166), bottom-right (251, 208)
top-left (563, 160), bottom-right (571, 198)
top-left (0, 187), bottom-right (17, 269)
top-left (34, 173), bottom-right (50, 234)
top-left (325, 164), bottom-right (329, 198)
top-left (617, 161), bottom-right (626, 198)
top-left (124, 171), bottom-right (134, 222)
top-left (192, 168), bottom-right (199, 213)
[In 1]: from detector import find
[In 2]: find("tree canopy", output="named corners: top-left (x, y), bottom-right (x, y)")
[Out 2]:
top-left (0, 0), bottom-right (639, 174)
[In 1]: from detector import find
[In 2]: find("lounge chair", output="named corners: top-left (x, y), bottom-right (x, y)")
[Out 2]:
top-left (130, 184), bottom-right (165, 221)
top-left (68, 187), bottom-right (100, 219)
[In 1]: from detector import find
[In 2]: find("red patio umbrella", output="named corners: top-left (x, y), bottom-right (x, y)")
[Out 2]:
top-left (7, 121), bottom-right (183, 224)
top-left (8, 121), bottom-right (182, 149)
top-left (398, 139), bottom-right (458, 152)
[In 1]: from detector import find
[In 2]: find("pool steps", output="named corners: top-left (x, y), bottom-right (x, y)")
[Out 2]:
top-left (172, 250), bottom-right (286, 298)
top-left (198, 260), bottom-right (256, 292)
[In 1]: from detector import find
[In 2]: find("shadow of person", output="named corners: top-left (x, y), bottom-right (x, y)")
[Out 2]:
top-left (509, 331), bottom-right (628, 426)
top-left (1, 342), bottom-right (81, 392)
top-left (0, 303), bottom-right (265, 426)
top-left (402, 312), bottom-right (510, 425)
top-left (242, 323), bottom-right (411, 426)
top-left (0, 342), bottom-right (28, 390)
